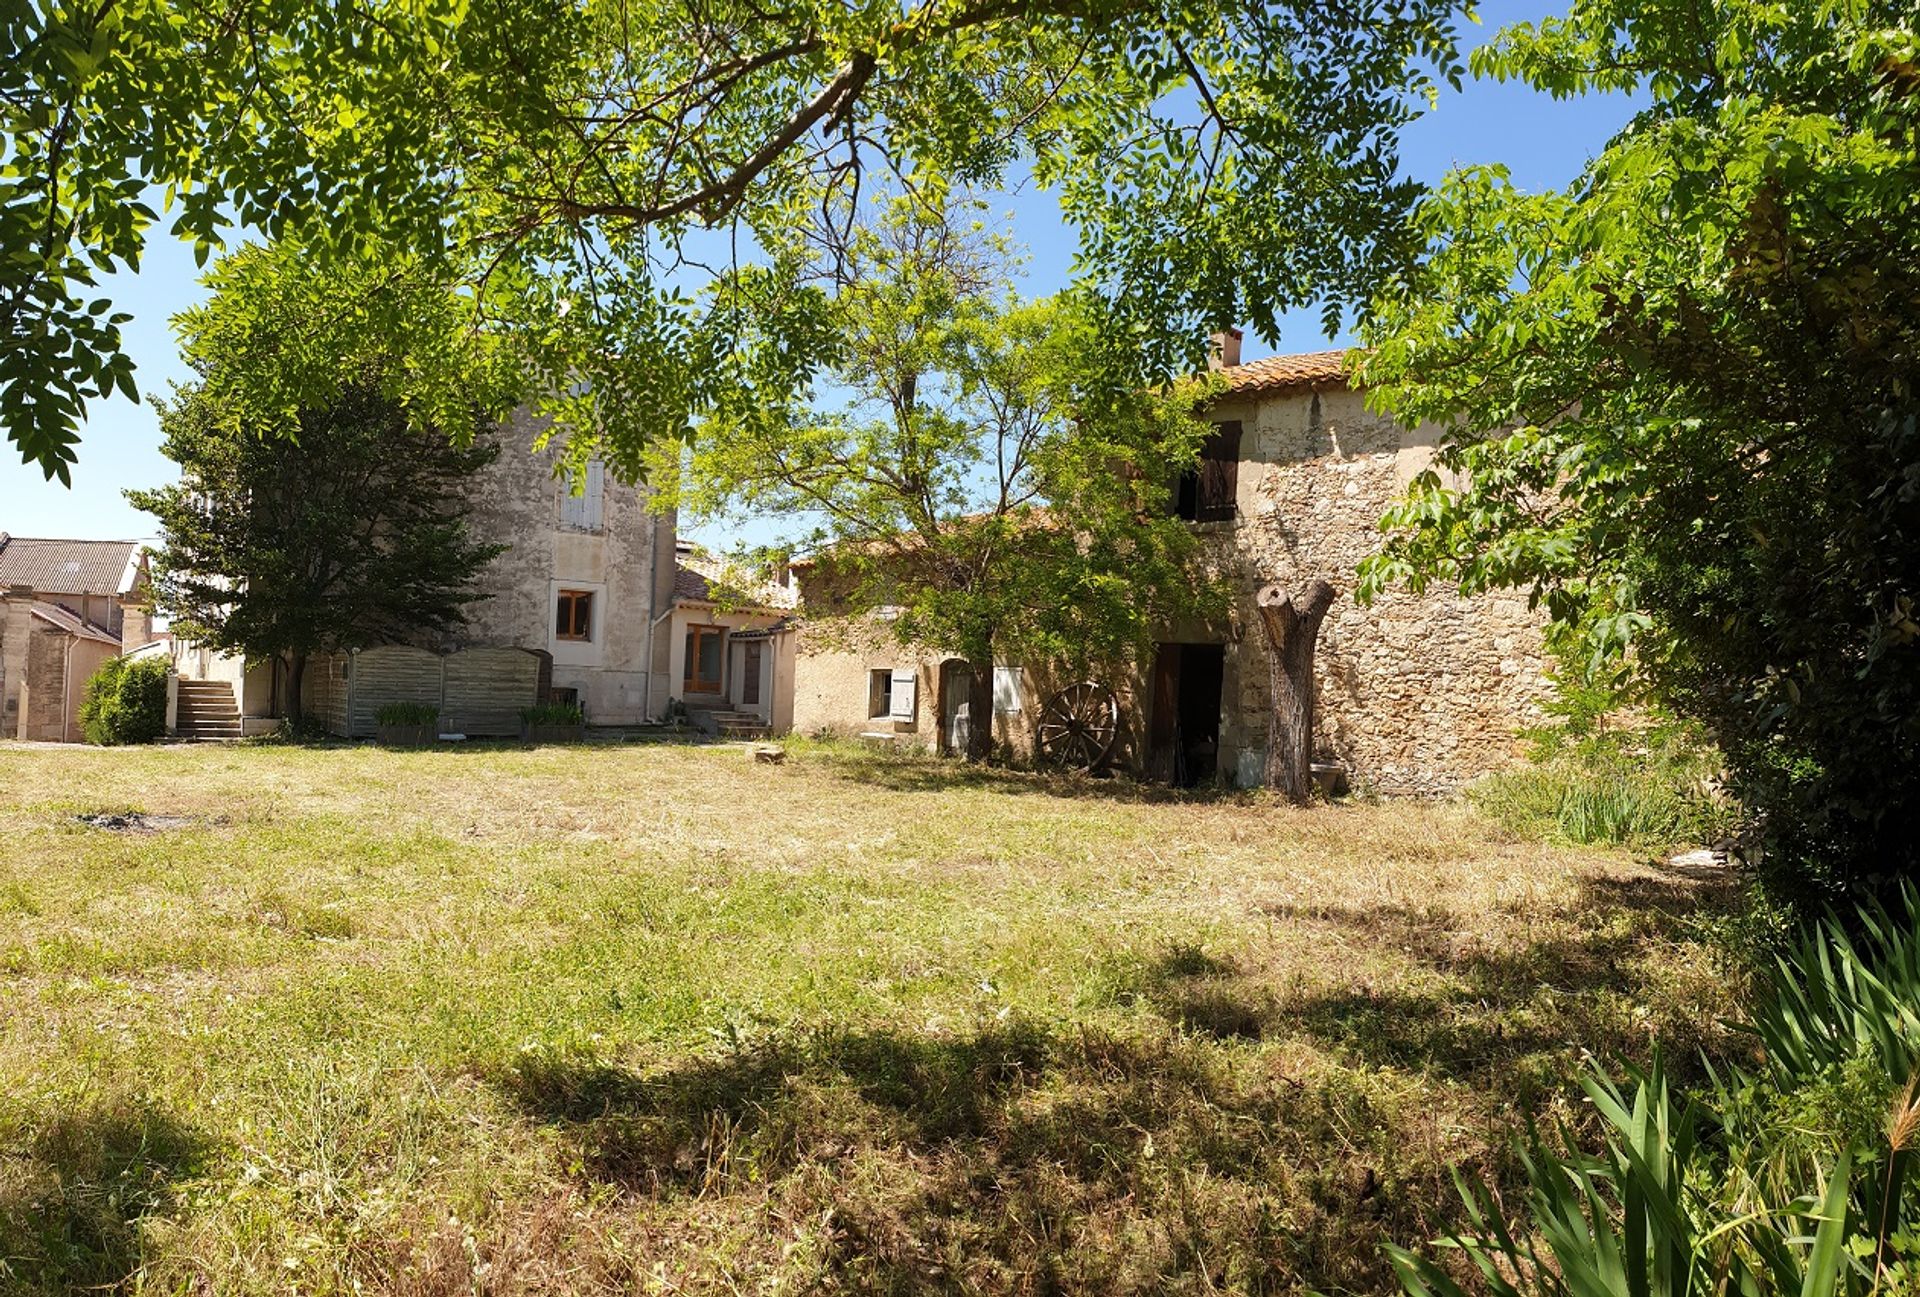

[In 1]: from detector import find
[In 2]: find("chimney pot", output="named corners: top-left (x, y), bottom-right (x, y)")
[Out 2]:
top-left (1208, 327), bottom-right (1244, 371)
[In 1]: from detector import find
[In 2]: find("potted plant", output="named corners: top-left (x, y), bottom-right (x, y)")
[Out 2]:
top-left (374, 701), bottom-right (439, 747)
top-left (520, 700), bottom-right (586, 744)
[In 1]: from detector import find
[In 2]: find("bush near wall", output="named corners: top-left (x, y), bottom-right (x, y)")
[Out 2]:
top-left (78, 656), bottom-right (170, 745)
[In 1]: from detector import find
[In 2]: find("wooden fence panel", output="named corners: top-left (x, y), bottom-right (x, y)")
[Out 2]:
top-left (347, 646), bottom-right (442, 737)
top-left (442, 648), bottom-right (539, 736)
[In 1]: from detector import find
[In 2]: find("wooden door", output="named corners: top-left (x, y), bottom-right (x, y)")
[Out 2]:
top-left (742, 641), bottom-right (762, 706)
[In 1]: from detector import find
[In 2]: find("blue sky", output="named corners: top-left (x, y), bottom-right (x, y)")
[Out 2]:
top-left (1, 0), bottom-right (1634, 545)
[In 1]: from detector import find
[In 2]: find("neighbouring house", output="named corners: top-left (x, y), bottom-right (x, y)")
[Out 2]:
top-left (664, 540), bottom-right (797, 737)
top-left (788, 337), bottom-right (1551, 793)
top-left (0, 534), bottom-right (156, 742)
top-left (165, 412), bottom-right (797, 737)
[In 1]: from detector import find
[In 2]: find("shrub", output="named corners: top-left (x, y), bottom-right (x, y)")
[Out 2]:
top-left (520, 701), bottom-right (584, 726)
top-left (373, 701), bottom-right (437, 727)
top-left (78, 656), bottom-right (169, 745)
top-left (1389, 890), bottom-right (1920, 1296)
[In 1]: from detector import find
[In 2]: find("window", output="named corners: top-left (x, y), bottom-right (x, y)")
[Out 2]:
top-left (559, 460), bottom-right (605, 531)
top-left (684, 625), bottom-right (724, 693)
top-left (1174, 420), bottom-right (1242, 522)
top-left (868, 669), bottom-right (894, 719)
top-left (556, 589), bottom-right (594, 641)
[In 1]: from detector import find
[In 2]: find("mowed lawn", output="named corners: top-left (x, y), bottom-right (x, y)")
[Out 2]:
top-left (0, 740), bottom-right (1743, 1295)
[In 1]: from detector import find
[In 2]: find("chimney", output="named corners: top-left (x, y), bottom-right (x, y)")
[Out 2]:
top-left (1208, 327), bottom-right (1244, 371)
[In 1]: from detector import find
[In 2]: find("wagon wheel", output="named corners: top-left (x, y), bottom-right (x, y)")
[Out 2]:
top-left (1037, 681), bottom-right (1120, 773)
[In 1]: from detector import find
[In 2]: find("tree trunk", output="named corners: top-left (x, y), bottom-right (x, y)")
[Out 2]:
top-left (965, 656), bottom-right (994, 762)
top-left (1257, 579), bottom-right (1337, 804)
top-left (286, 652), bottom-right (308, 726)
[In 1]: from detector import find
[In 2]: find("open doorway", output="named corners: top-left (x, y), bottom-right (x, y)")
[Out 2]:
top-left (1147, 643), bottom-right (1225, 786)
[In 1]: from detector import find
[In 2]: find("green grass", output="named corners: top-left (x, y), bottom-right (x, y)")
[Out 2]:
top-left (0, 739), bottom-right (1748, 1294)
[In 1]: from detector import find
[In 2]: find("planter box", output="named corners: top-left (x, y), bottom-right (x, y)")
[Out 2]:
top-left (521, 722), bottom-right (587, 744)
top-left (376, 723), bottom-right (438, 747)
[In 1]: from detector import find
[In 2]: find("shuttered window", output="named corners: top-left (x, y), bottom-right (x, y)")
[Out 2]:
top-left (1174, 421), bottom-right (1242, 521)
top-left (1196, 421), bottom-right (1241, 521)
top-left (560, 460), bottom-right (605, 531)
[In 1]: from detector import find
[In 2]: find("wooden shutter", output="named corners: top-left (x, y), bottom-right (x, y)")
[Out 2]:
top-left (560, 460), bottom-right (605, 530)
top-left (889, 668), bottom-right (917, 721)
top-left (1196, 421), bottom-right (1241, 521)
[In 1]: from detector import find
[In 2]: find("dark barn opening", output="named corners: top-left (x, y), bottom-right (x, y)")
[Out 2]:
top-left (1148, 643), bottom-right (1226, 786)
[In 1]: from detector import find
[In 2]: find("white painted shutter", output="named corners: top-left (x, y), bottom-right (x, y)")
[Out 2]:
top-left (889, 668), bottom-right (917, 721)
top-left (560, 460), bottom-right (605, 530)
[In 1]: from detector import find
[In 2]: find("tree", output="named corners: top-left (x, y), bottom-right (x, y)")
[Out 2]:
top-left (7, 0), bottom-right (1468, 479)
top-left (1256, 579), bottom-right (1336, 804)
top-left (651, 205), bottom-right (1222, 761)
top-left (128, 253), bottom-right (510, 720)
top-left (1353, 0), bottom-right (1920, 904)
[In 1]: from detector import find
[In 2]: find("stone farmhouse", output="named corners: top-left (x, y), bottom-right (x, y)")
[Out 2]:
top-left (170, 413), bottom-right (794, 737)
top-left (786, 338), bottom-right (1551, 794)
top-left (0, 534), bottom-right (157, 742)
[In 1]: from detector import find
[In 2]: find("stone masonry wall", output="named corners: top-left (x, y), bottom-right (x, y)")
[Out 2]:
top-left (1206, 385), bottom-right (1548, 794)
top-left (450, 411), bottom-right (676, 724)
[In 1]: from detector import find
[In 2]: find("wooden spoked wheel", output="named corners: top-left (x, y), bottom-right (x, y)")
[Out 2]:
top-left (1037, 681), bottom-right (1120, 773)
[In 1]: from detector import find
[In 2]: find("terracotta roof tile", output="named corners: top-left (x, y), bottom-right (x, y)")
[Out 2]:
top-left (674, 545), bottom-right (797, 610)
top-left (1219, 349), bottom-right (1355, 396)
top-left (0, 534), bottom-right (145, 597)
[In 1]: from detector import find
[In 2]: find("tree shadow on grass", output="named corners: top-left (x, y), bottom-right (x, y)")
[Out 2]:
top-left (468, 866), bottom-right (1744, 1293)
top-left (487, 1013), bottom-right (1464, 1294)
top-left (0, 1098), bottom-right (209, 1295)
top-left (799, 745), bottom-right (1248, 806)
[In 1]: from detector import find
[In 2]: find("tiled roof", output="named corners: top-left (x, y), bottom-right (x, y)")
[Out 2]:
top-left (1219, 349), bottom-right (1354, 396)
top-left (0, 534), bottom-right (145, 596)
top-left (674, 544), bottom-right (797, 610)
top-left (27, 600), bottom-right (120, 646)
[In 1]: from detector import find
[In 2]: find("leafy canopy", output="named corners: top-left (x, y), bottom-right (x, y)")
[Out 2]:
top-left (6, 0), bottom-right (1468, 479)
top-left (650, 202), bottom-right (1224, 680)
top-left (1354, 0), bottom-right (1920, 903)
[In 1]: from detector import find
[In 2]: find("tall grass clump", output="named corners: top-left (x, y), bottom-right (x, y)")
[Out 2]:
top-left (1389, 889), bottom-right (1920, 1296)
top-left (1469, 720), bottom-right (1735, 851)
top-left (77, 655), bottom-right (169, 745)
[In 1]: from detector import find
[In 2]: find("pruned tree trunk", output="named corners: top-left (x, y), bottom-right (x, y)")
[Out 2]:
top-left (1257, 579), bottom-right (1337, 804)
top-left (966, 656), bottom-right (994, 761)
top-left (286, 651), bottom-right (308, 726)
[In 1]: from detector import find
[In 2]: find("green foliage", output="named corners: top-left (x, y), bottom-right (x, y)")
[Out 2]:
top-left (1390, 891), bottom-right (1920, 1297)
top-left (5, 0), bottom-right (1467, 479)
top-left (1470, 732), bottom-right (1735, 850)
top-left (374, 703), bottom-right (439, 728)
top-left (1355, 0), bottom-right (1920, 906)
top-left (520, 702), bottom-right (585, 726)
top-left (77, 657), bottom-right (168, 746)
top-left (651, 202), bottom-right (1226, 751)
top-left (128, 246), bottom-right (508, 722)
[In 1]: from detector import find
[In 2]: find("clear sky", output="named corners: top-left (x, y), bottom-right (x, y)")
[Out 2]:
top-left (0, 0), bottom-right (1634, 546)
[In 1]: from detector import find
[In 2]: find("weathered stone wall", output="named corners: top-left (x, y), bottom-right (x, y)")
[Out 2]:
top-left (791, 620), bottom-right (941, 748)
top-left (784, 383), bottom-right (1549, 792)
top-left (450, 411), bottom-right (677, 724)
top-left (1204, 385), bottom-right (1548, 794)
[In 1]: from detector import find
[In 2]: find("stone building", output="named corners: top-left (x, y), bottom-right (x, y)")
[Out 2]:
top-left (169, 412), bottom-right (793, 733)
top-left (788, 342), bottom-right (1550, 794)
top-left (0, 534), bottom-right (155, 741)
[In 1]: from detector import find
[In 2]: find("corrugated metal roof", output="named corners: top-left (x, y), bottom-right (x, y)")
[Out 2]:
top-left (1218, 349), bottom-right (1354, 395)
top-left (0, 534), bottom-right (144, 596)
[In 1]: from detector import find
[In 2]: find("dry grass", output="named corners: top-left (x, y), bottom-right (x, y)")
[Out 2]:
top-left (0, 738), bottom-right (1748, 1294)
